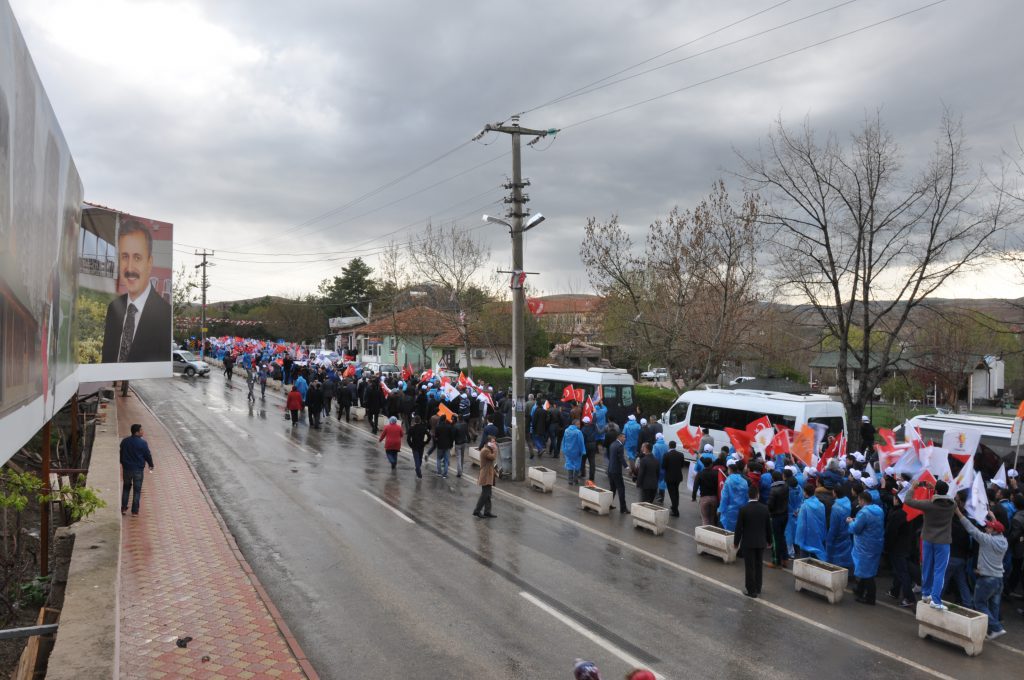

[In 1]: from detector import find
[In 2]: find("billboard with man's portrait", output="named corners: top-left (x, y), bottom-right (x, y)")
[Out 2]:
top-left (0, 2), bottom-right (84, 462)
top-left (77, 204), bottom-right (173, 382)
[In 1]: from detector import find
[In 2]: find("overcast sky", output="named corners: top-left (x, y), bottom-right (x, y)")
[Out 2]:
top-left (10, 0), bottom-right (1024, 303)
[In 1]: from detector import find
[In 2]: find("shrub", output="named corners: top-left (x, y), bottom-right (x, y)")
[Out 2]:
top-left (468, 366), bottom-right (512, 388)
top-left (635, 385), bottom-right (679, 419)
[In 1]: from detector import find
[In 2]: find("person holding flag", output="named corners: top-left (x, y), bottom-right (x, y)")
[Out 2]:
top-left (592, 397), bottom-right (608, 454)
top-left (581, 416), bottom-right (598, 482)
top-left (905, 478), bottom-right (956, 610)
top-left (954, 503), bottom-right (1009, 639)
top-left (718, 459), bottom-right (750, 532)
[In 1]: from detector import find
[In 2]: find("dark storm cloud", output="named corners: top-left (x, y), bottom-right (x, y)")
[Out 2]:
top-left (10, 0), bottom-right (1024, 299)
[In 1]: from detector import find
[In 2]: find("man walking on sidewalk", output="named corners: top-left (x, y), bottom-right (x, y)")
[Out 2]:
top-left (120, 423), bottom-right (155, 516)
top-left (734, 484), bottom-right (771, 598)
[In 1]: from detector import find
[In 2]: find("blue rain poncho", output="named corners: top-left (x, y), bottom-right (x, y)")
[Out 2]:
top-left (561, 424), bottom-right (585, 472)
top-left (827, 496), bottom-right (853, 569)
top-left (717, 473), bottom-right (750, 532)
top-left (795, 496), bottom-right (828, 560)
top-left (623, 420), bottom-right (641, 460)
top-left (848, 503), bottom-right (885, 578)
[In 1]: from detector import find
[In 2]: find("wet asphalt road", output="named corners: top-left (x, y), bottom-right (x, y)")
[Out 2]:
top-left (134, 372), bottom-right (1024, 679)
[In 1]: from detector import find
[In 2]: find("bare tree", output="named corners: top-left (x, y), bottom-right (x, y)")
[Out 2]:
top-left (407, 221), bottom-right (493, 372)
top-left (737, 111), bottom-right (1008, 451)
top-left (581, 180), bottom-right (763, 388)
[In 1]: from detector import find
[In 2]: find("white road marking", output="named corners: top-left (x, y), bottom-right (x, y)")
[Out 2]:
top-left (361, 489), bottom-right (415, 524)
top-left (520, 591), bottom-right (667, 680)
top-left (495, 488), bottom-right (961, 680)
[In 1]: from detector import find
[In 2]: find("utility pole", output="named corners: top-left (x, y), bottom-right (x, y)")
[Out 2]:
top-left (475, 116), bottom-right (557, 481)
top-left (195, 250), bottom-right (214, 359)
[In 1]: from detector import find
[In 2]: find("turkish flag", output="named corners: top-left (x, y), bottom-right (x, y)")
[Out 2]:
top-left (677, 425), bottom-right (700, 453)
top-left (458, 371), bottom-right (468, 388)
top-left (401, 364), bottom-right (413, 381)
top-left (582, 396), bottom-right (595, 421)
top-left (574, 388), bottom-right (585, 403)
top-left (724, 427), bottom-right (753, 458)
top-left (379, 378), bottom-right (391, 396)
top-left (562, 384), bottom-right (576, 402)
top-left (768, 429), bottom-right (791, 455)
top-left (746, 416), bottom-right (773, 440)
top-left (902, 470), bottom-right (936, 522)
top-left (816, 433), bottom-right (846, 471)
top-left (420, 369), bottom-right (433, 382)
top-left (343, 364), bottom-right (355, 378)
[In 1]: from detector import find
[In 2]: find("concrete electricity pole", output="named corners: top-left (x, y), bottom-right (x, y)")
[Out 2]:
top-left (475, 116), bottom-right (557, 481)
top-left (195, 250), bottom-right (214, 359)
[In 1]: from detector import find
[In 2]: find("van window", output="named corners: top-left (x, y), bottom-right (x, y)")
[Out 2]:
top-left (620, 386), bottom-right (633, 407)
top-left (668, 401), bottom-right (689, 425)
top-left (807, 416), bottom-right (844, 436)
top-left (690, 404), bottom-right (795, 431)
top-left (603, 385), bottom-right (617, 401)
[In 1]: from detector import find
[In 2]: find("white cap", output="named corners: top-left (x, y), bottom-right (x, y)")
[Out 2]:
top-left (837, 459), bottom-right (847, 470)
top-left (864, 476), bottom-right (879, 488)
top-left (1008, 469), bottom-right (1019, 479)
top-left (785, 465), bottom-right (797, 474)
top-left (852, 452), bottom-right (865, 463)
top-left (861, 415), bottom-right (870, 422)
top-left (850, 469), bottom-right (863, 479)
top-left (582, 416), bottom-right (591, 423)
top-left (703, 444), bottom-right (714, 453)
top-left (806, 468), bottom-right (818, 476)
top-left (655, 432), bottom-right (664, 440)
top-left (885, 466), bottom-right (896, 476)
top-left (640, 418), bottom-right (648, 425)
top-left (628, 415), bottom-right (636, 421)
top-left (765, 461), bottom-right (775, 471)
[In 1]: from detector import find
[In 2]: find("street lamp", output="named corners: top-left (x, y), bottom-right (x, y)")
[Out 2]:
top-left (483, 210), bottom-right (545, 481)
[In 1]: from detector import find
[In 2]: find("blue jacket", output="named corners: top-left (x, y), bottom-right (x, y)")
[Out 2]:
top-left (119, 435), bottom-right (154, 471)
top-left (827, 497), bottom-right (854, 568)
top-left (652, 439), bottom-right (669, 491)
top-left (759, 472), bottom-right (773, 504)
top-left (623, 420), bottom-right (641, 459)
top-left (294, 375), bottom-right (308, 400)
top-left (795, 496), bottom-right (828, 560)
top-left (785, 480), bottom-right (803, 546)
top-left (848, 503), bottom-right (885, 578)
top-left (593, 404), bottom-right (609, 440)
top-left (718, 473), bottom-right (749, 532)
top-left (561, 425), bottom-right (585, 471)
top-left (607, 439), bottom-right (628, 473)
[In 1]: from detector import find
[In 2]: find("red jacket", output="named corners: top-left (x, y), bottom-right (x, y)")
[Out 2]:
top-left (286, 389), bottom-right (304, 410)
top-left (379, 423), bottom-right (404, 451)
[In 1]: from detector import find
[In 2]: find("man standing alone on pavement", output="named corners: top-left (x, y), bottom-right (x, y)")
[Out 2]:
top-left (120, 423), bottom-right (154, 516)
top-left (661, 441), bottom-right (685, 517)
top-left (734, 484), bottom-right (771, 598)
top-left (607, 432), bottom-right (629, 514)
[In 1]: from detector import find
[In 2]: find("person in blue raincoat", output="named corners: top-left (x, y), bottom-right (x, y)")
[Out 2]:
top-left (847, 491), bottom-right (885, 604)
top-left (827, 484), bottom-right (854, 569)
top-left (623, 415), bottom-right (641, 465)
top-left (717, 459), bottom-right (750, 532)
top-left (784, 467), bottom-right (803, 559)
top-left (795, 484), bottom-right (830, 560)
top-left (593, 400), bottom-right (609, 451)
top-left (652, 433), bottom-right (669, 503)
top-left (561, 419), bottom-right (586, 486)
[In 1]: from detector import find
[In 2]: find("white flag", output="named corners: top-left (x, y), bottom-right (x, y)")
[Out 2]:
top-left (953, 456), bottom-right (975, 493)
top-left (941, 427), bottom-right (982, 458)
top-left (921, 446), bottom-right (953, 485)
top-left (892, 447), bottom-right (923, 477)
top-left (992, 465), bottom-right (1007, 489)
top-left (968, 467), bottom-right (989, 525)
top-left (686, 462), bottom-right (699, 494)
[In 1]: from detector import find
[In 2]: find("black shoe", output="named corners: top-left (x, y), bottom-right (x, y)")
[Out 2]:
top-left (670, 510), bottom-right (680, 517)
top-left (744, 591), bottom-right (757, 598)
top-left (473, 511), bottom-right (482, 518)
top-left (621, 509), bottom-right (631, 514)
top-left (482, 513), bottom-right (497, 518)
top-left (121, 508), bottom-right (127, 515)
top-left (131, 512), bottom-right (139, 516)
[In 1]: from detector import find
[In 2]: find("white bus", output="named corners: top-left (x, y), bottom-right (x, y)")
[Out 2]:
top-left (662, 389), bottom-right (847, 462)
top-left (906, 413), bottom-right (1015, 461)
top-left (525, 366), bottom-right (635, 424)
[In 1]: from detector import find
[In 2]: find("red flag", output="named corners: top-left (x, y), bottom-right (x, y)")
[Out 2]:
top-left (482, 391), bottom-right (495, 408)
top-left (401, 364), bottom-right (413, 381)
top-left (420, 369), bottom-right (433, 382)
top-left (677, 425), bottom-right (700, 453)
top-left (526, 298), bottom-right (545, 317)
top-left (902, 470), bottom-right (936, 522)
top-left (441, 376), bottom-right (451, 386)
top-left (768, 429), bottom-right (791, 455)
top-left (574, 388), bottom-right (585, 403)
top-left (877, 428), bottom-right (897, 453)
top-left (582, 396), bottom-right (595, 421)
top-left (746, 416), bottom-right (773, 440)
top-left (343, 364), bottom-right (355, 378)
top-left (561, 384), bottom-right (576, 402)
top-left (791, 425), bottom-right (815, 467)
top-left (816, 433), bottom-right (846, 471)
top-left (724, 427), bottom-right (753, 459)
top-left (379, 378), bottom-right (391, 396)
top-left (458, 371), bottom-right (468, 388)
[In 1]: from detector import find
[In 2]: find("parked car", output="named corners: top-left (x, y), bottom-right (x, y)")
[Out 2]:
top-left (173, 349), bottom-right (210, 377)
top-left (728, 376), bottom-right (757, 386)
top-left (640, 367), bottom-right (669, 381)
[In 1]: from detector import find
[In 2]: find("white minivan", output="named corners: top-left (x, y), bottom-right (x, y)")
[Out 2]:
top-left (525, 366), bottom-right (635, 425)
top-left (662, 389), bottom-right (847, 461)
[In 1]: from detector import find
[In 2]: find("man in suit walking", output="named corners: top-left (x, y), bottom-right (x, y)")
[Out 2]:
top-left (661, 441), bottom-right (686, 517)
top-left (734, 483), bottom-right (772, 598)
top-left (101, 219), bottom-right (172, 363)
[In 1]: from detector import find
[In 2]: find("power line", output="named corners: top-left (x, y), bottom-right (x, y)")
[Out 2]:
top-left (524, 0), bottom-right (861, 112)
top-left (560, 0), bottom-right (948, 131)
top-left (519, 0), bottom-right (798, 115)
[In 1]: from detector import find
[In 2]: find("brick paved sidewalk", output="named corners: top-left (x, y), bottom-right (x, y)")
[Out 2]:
top-left (118, 393), bottom-right (316, 680)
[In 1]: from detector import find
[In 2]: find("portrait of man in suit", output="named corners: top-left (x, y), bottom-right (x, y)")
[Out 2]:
top-left (100, 219), bottom-right (171, 363)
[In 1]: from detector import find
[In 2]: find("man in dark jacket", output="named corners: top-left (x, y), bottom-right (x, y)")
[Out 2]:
top-left (661, 442), bottom-right (686, 517)
top-left (906, 479), bottom-right (956, 609)
top-left (305, 381), bottom-right (324, 428)
top-left (363, 380), bottom-right (383, 433)
top-left (635, 443), bottom-right (660, 504)
top-left (406, 415), bottom-right (431, 478)
top-left (885, 494), bottom-right (916, 607)
top-left (120, 423), bottom-right (155, 516)
top-left (531, 403), bottom-right (549, 458)
top-left (337, 379), bottom-right (353, 421)
top-left (734, 484), bottom-right (772, 598)
top-left (322, 377), bottom-right (336, 419)
top-left (768, 471), bottom-right (791, 567)
top-left (607, 432), bottom-right (629, 514)
top-left (581, 417), bottom-right (598, 482)
top-left (693, 461), bottom-right (721, 527)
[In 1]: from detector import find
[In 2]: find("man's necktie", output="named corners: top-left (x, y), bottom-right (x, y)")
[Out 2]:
top-left (118, 303), bottom-right (137, 361)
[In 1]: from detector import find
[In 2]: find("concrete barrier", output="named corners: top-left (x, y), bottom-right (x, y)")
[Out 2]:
top-left (46, 400), bottom-right (122, 680)
top-left (579, 485), bottom-right (614, 515)
top-left (631, 502), bottom-right (669, 535)
top-left (793, 558), bottom-right (848, 604)
top-left (694, 525), bottom-right (739, 563)
top-left (527, 466), bottom-right (556, 492)
top-left (916, 601), bottom-right (987, 656)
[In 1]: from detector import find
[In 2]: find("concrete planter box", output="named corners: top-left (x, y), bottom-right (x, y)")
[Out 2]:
top-left (916, 601), bottom-right (987, 656)
top-left (694, 525), bottom-right (739, 563)
top-left (579, 486), bottom-right (614, 515)
top-left (793, 558), bottom-right (848, 604)
top-left (467, 446), bottom-right (482, 468)
top-left (631, 502), bottom-right (669, 535)
top-left (528, 466), bottom-right (557, 492)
